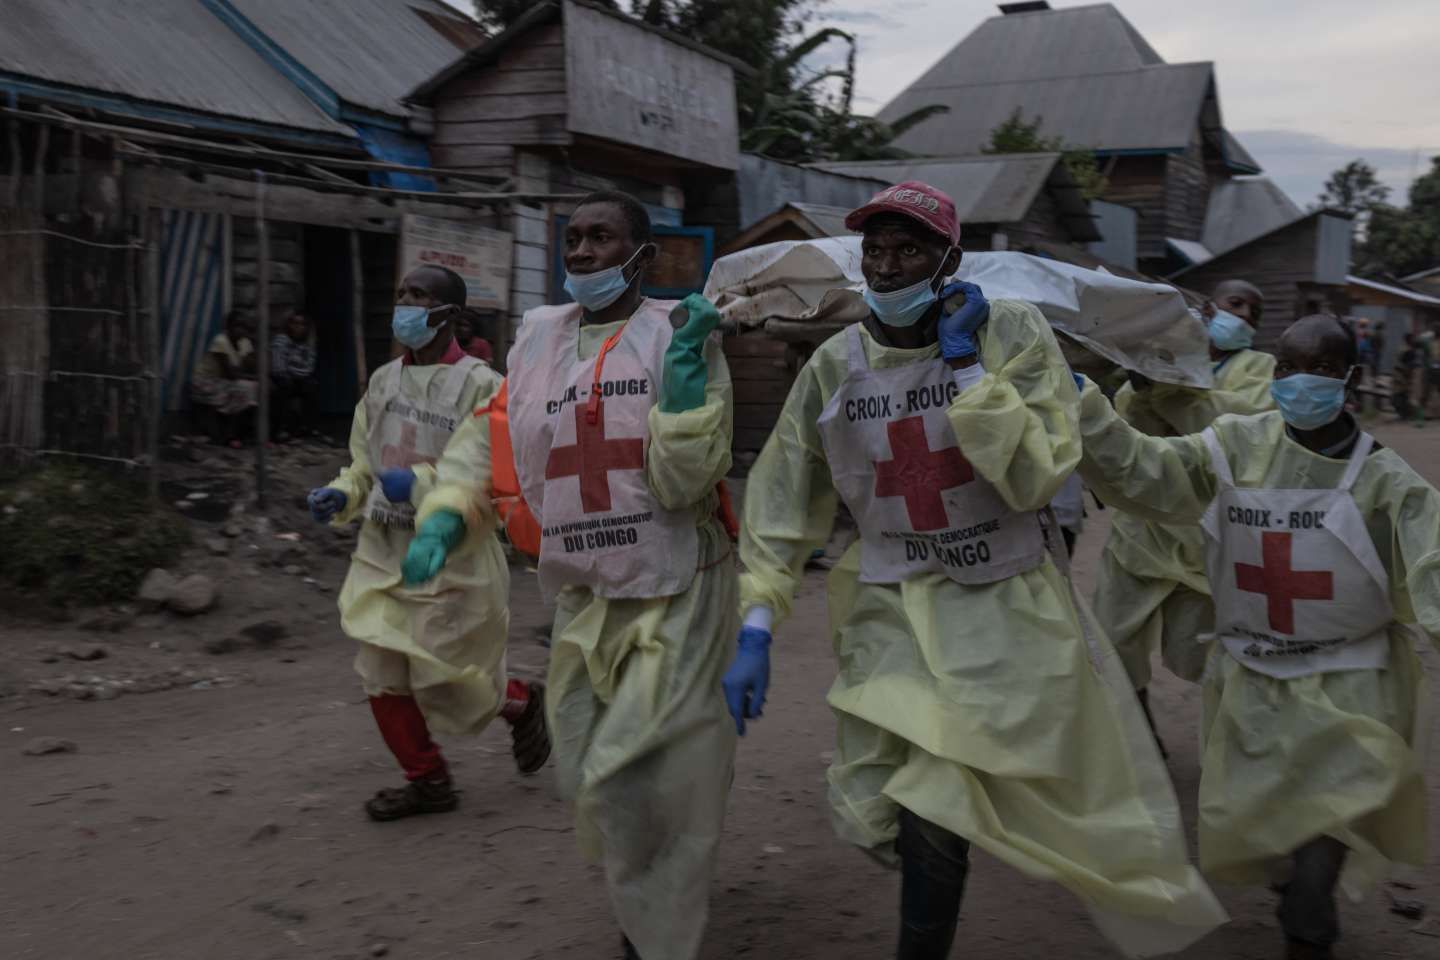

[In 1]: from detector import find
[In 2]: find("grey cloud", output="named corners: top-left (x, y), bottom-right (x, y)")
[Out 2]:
top-left (1235, 129), bottom-right (1437, 208)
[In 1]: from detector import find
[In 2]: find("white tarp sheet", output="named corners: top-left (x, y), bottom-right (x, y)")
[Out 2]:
top-left (703, 240), bottom-right (1212, 388)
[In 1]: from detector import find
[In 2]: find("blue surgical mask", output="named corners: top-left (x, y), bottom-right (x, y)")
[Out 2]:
top-left (1208, 309), bottom-right (1254, 351)
top-left (863, 257), bottom-right (950, 328)
top-left (1271, 371), bottom-right (1350, 431)
top-left (564, 245), bottom-right (647, 312)
top-left (392, 304), bottom-right (439, 350)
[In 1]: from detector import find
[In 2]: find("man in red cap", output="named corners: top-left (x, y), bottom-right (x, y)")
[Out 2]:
top-left (723, 182), bottom-right (1226, 957)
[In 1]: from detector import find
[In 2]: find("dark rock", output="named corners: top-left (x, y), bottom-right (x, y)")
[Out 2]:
top-left (22, 736), bottom-right (77, 756)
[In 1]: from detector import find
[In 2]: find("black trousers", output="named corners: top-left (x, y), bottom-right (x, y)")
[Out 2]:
top-left (1277, 837), bottom-right (1347, 948)
top-left (897, 808), bottom-right (971, 959)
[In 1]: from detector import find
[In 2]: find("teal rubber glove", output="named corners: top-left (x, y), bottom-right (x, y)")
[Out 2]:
top-left (660, 293), bottom-right (720, 414)
top-left (402, 509), bottom-right (466, 585)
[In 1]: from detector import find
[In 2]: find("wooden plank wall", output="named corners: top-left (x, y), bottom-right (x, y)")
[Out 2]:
top-left (1007, 188), bottom-right (1076, 250)
top-left (429, 22), bottom-right (569, 177)
top-left (1165, 134), bottom-right (1210, 244)
top-left (1173, 216), bottom-right (1322, 349)
top-left (725, 333), bottom-right (796, 455)
top-left (233, 216), bottom-right (302, 321)
top-left (1100, 155), bottom-right (1167, 260)
top-left (0, 207), bottom-right (48, 458)
top-left (360, 231), bottom-right (399, 373)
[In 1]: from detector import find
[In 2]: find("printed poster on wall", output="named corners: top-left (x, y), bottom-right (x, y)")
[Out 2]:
top-left (398, 214), bottom-right (513, 313)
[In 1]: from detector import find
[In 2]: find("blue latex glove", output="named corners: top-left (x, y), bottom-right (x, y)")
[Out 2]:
top-left (378, 467), bottom-right (415, 504)
top-left (721, 626), bottom-right (772, 735)
top-left (660, 293), bottom-right (720, 414)
top-left (937, 280), bottom-right (990, 361)
top-left (307, 487), bottom-right (347, 524)
top-left (1072, 371), bottom-right (1086, 392)
top-left (402, 509), bottom-right (466, 585)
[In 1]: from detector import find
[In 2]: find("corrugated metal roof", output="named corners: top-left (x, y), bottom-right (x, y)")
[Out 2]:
top-left (1348, 275), bottom-right (1440, 307)
top-left (880, 64), bottom-right (1212, 156)
top-left (1166, 237), bottom-right (1213, 267)
top-left (812, 154), bottom-right (1061, 225)
top-left (225, 0), bottom-right (477, 119)
top-left (0, 0), bottom-right (350, 135)
top-left (1202, 178), bottom-right (1301, 256)
top-left (877, 2), bottom-right (1214, 155)
top-left (789, 202), bottom-right (853, 238)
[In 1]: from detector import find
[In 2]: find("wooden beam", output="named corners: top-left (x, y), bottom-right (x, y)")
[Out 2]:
top-left (0, 106), bottom-right (506, 184)
top-left (349, 229), bottom-right (368, 396)
top-left (145, 209), bottom-right (161, 500)
top-left (255, 177), bottom-right (271, 506)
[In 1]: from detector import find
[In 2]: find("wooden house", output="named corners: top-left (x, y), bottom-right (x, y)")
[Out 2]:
top-left (406, 0), bottom-right (744, 349)
top-left (875, 2), bottom-right (1281, 276)
top-left (1345, 276), bottom-right (1440, 373)
top-left (0, 0), bottom-right (541, 477)
top-left (1169, 211), bottom-right (1352, 349)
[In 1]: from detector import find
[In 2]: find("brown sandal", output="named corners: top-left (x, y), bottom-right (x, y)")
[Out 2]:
top-left (511, 682), bottom-right (551, 775)
top-left (364, 777), bottom-right (458, 821)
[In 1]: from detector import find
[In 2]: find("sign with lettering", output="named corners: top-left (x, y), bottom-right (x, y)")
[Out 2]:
top-left (398, 214), bottom-right (513, 312)
top-left (563, 0), bottom-right (739, 171)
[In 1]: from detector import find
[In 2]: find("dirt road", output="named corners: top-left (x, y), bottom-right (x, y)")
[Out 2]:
top-left (3, 421), bottom-right (1439, 959)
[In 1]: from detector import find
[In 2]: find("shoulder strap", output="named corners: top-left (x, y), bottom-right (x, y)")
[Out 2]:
top-left (1337, 432), bottom-right (1375, 492)
top-left (846, 324), bottom-right (868, 376)
top-left (438, 355), bottom-right (483, 409)
top-left (1201, 427), bottom-right (1235, 489)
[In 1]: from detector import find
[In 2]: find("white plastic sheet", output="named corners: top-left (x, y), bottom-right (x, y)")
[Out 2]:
top-left (704, 239), bottom-right (1212, 388)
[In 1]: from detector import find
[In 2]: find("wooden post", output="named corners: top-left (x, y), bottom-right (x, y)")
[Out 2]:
top-left (349, 228), bottom-right (368, 396)
top-left (31, 122), bottom-right (49, 212)
top-left (144, 212), bottom-right (161, 500)
top-left (255, 172), bottom-right (270, 507)
top-left (6, 114), bottom-right (21, 207)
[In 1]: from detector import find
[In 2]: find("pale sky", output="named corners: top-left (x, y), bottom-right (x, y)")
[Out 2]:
top-left (823, 0), bottom-right (1440, 207)
top-left (445, 0), bottom-right (1440, 207)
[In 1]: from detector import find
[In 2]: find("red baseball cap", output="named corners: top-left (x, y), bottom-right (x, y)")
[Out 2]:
top-left (845, 180), bottom-right (960, 246)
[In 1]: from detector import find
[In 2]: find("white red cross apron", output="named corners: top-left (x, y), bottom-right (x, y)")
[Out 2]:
top-left (362, 355), bottom-right (482, 528)
top-left (1200, 428), bottom-right (1392, 680)
top-left (507, 301), bottom-right (698, 599)
top-left (816, 325), bottom-right (1047, 585)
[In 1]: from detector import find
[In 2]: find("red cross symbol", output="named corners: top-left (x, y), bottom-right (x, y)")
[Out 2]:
top-left (545, 400), bottom-right (645, 514)
top-left (381, 422), bottom-right (431, 469)
top-left (872, 415), bottom-right (974, 531)
top-left (1234, 531), bottom-right (1334, 635)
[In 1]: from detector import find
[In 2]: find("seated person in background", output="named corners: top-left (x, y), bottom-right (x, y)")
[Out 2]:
top-left (192, 309), bottom-right (258, 447)
top-left (271, 311), bottom-right (318, 439)
top-left (454, 313), bottom-right (493, 364)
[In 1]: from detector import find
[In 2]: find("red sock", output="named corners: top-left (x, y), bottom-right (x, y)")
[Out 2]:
top-left (499, 679), bottom-right (530, 723)
top-left (369, 694), bottom-right (447, 782)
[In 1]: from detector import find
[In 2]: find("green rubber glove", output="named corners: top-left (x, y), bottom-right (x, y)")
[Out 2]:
top-left (660, 293), bottom-right (720, 414)
top-left (402, 509), bottom-right (466, 585)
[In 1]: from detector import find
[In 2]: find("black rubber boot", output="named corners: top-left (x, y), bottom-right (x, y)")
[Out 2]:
top-left (1277, 837), bottom-right (1346, 959)
top-left (896, 808), bottom-right (970, 960)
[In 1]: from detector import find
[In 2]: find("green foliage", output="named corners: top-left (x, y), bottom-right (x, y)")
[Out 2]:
top-left (1317, 159), bottom-right (1390, 215)
top-left (982, 108), bottom-right (1109, 200)
top-left (1351, 156), bottom-right (1440, 277)
top-left (0, 463), bottom-right (190, 608)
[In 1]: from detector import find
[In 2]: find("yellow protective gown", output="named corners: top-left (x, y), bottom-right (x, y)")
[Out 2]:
top-left (1094, 348), bottom-right (1276, 686)
top-left (740, 302), bottom-right (1227, 958)
top-left (538, 318), bottom-right (738, 960)
top-left (326, 359), bottom-right (512, 736)
top-left (1078, 386), bottom-right (1439, 897)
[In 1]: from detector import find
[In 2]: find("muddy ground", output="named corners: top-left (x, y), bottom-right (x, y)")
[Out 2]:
top-left (3, 421), bottom-right (1440, 960)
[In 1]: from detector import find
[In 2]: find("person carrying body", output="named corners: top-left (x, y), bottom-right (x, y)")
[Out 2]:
top-left (306, 264), bottom-right (549, 821)
top-left (413, 191), bottom-right (737, 960)
top-left (723, 181), bottom-right (1226, 959)
top-left (1076, 313), bottom-right (1440, 959)
top-left (1091, 280), bottom-right (1276, 738)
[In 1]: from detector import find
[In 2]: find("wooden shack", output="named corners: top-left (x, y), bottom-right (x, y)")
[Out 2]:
top-left (1170, 210), bottom-right (1352, 349)
top-left (407, 0), bottom-right (744, 346)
